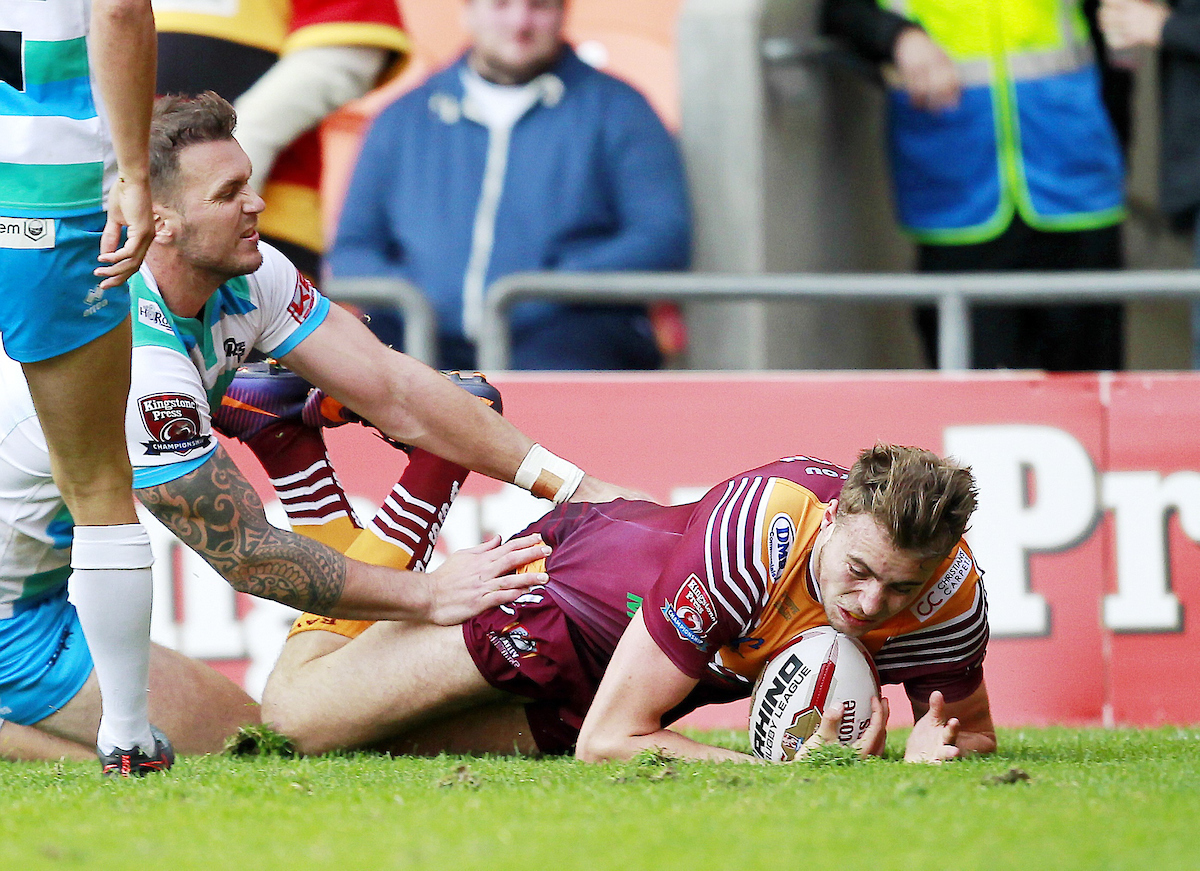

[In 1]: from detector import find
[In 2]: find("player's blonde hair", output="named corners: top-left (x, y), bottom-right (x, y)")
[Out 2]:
top-left (148, 91), bottom-right (238, 203)
top-left (837, 443), bottom-right (977, 562)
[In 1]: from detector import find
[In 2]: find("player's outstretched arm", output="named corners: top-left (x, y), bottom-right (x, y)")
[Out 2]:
top-left (576, 610), bottom-right (752, 763)
top-left (281, 305), bottom-right (636, 504)
top-left (281, 305), bottom-right (534, 483)
top-left (904, 681), bottom-right (997, 762)
top-left (136, 443), bottom-right (547, 622)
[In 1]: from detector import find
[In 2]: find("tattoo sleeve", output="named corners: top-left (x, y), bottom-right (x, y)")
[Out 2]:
top-left (136, 443), bottom-right (347, 614)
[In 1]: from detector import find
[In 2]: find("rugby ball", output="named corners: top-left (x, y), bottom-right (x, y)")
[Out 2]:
top-left (748, 626), bottom-right (880, 762)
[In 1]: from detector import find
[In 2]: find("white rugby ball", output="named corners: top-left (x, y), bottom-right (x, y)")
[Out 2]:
top-left (748, 626), bottom-right (880, 762)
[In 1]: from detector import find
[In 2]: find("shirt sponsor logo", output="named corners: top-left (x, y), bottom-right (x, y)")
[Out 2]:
top-left (138, 393), bottom-right (211, 456)
top-left (223, 336), bottom-right (247, 360)
top-left (910, 547), bottom-right (974, 622)
top-left (82, 284), bottom-right (109, 317)
top-left (767, 513), bottom-right (795, 581)
top-left (0, 217), bottom-right (54, 249)
top-left (138, 299), bottom-right (175, 335)
top-left (662, 574), bottom-right (718, 650)
top-left (286, 273), bottom-right (318, 324)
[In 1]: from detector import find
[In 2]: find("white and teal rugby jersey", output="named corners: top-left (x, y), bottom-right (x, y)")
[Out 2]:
top-left (0, 0), bottom-right (114, 216)
top-left (0, 349), bottom-right (73, 618)
top-left (125, 243), bottom-right (330, 488)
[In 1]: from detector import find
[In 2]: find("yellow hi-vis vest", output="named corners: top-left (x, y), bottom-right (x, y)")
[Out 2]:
top-left (879, 0), bottom-right (1125, 243)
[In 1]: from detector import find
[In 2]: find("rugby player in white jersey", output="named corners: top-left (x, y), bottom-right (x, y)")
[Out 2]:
top-left (123, 90), bottom-right (632, 617)
top-left (0, 0), bottom-right (164, 774)
top-left (1, 89), bottom-right (635, 764)
top-left (0, 352), bottom-right (258, 763)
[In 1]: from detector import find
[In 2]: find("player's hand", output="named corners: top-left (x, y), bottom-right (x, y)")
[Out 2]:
top-left (571, 475), bottom-right (656, 505)
top-left (855, 694), bottom-right (890, 758)
top-left (903, 690), bottom-right (962, 763)
top-left (95, 174), bottom-right (154, 289)
top-left (891, 26), bottom-right (961, 112)
top-left (422, 533), bottom-right (551, 625)
top-left (793, 702), bottom-right (847, 761)
top-left (794, 695), bottom-right (889, 761)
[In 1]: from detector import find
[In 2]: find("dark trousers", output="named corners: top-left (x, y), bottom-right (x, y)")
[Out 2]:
top-left (364, 305), bottom-right (663, 371)
top-left (915, 215), bottom-right (1124, 371)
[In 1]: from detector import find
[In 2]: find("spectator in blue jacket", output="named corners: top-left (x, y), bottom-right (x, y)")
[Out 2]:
top-left (329, 0), bottom-right (692, 370)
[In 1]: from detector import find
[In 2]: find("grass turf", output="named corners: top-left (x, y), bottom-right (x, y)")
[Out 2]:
top-left (3, 727), bottom-right (1198, 871)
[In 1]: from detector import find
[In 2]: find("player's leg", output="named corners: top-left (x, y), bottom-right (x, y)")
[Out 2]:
top-left (144, 644), bottom-right (260, 751)
top-left (0, 720), bottom-right (93, 762)
top-left (313, 369), bottom-right (498, 571)
top-left (28, 644), bottom-right (258, 757)
top-left (258, 443), bottom-right (475, 754)
top-left (20, 318), bottom-right (137, 527)
top-left (21, 322), bottom-right (159, 765)
top-left (261, 618), bottom-right (510, 755)
top-left (375, 702), bottom-right (540, 757)
top-left (214, 364), bottom-right (493, 565)
top-left (2, 214), bottom-right (157, 770)
top-left (265, 581), bottom-right (593, 757)
top-left (0, 575), bottom-right (253, 760)
top-left (246, 368), bottom-right (508, 753)
top-left (213, 361), bottom-right (363, 551)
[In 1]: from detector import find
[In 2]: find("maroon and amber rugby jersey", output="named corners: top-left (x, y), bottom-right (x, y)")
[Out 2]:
top-left (529, 455), bottom-right (988, 708)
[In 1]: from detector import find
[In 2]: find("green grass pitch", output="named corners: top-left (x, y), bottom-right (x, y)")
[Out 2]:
top-left (3, 727), bottom-right (1198, 871)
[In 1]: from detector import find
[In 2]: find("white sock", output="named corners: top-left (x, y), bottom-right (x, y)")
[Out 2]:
top-left (69, 524), bottom-right (156, 755)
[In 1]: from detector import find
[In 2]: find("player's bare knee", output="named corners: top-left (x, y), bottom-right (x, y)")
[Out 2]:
top-left (259, 697), bottom-right (331, 756)
top-left (259, 682), bottom-right (313, 749)
top-left (574, 728), bottom-right (623, 763)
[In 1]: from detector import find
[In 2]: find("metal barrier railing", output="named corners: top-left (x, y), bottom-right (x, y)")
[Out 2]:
top-left (320, 277), bottom-right (438, 366)
top-left (479, 270), bottom-right (1200, 371)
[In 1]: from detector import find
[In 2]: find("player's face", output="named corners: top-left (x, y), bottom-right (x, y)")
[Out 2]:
top-left (165, 139), bottom-right (266, 282)
top-left (811, 503), bottom-right (937, 637)
top-left (466, 0), bottom-right (565, 85)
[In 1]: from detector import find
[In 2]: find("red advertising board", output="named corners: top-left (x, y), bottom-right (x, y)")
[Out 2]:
top-left (186, 372), bottom-right (1199, 732)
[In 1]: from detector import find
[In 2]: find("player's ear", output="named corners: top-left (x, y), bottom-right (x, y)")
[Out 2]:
top-left (153, 205), bottom-right (178, 242)
top-left (820, 499), bottom-right (839, 530)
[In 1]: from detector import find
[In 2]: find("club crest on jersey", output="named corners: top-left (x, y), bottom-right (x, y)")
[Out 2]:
top-left (138, 393), bottom-right (211, 456)
top-left (487, 621), bottom-right (539, 666)
top-left (286, 273), bottom-right (318, 324)
top-left (662, 574), bottom-right (718, 650)
top-left (768, 513), bottom-right (795, 581)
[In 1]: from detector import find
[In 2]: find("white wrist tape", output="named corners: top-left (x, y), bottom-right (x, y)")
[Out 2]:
top-left (514, 444), bottom-right (585, 504)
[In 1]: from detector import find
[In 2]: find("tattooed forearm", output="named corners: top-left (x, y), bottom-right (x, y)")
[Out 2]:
top-left (136, 444), bottom-right (347, 614)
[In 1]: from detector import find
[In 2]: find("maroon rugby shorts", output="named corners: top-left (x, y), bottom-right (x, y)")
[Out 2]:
top-left (462, 587), bottom-right (604, 755)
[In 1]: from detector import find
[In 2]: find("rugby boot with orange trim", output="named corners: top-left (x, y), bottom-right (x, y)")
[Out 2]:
top-left (99, 726), bottom-right (174, 777)
top-left (213, 361), bottom-right (349, 442)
